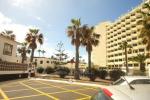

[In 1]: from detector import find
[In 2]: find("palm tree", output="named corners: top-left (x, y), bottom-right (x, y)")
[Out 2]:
top-left (1, 30), bottom-right (15, 40)
top-left (137, 3), bottom-right (150, 57)
top-left (119, 41), bottom-right (132, 74)
top-left (25, 28), bottom-right (43, 62)
top-left (81, 25), bottom-right (100, 78)
top-left (41, 50), bottom-right (46, 57)
top-left (131, 54), bottom-right (149, 72)
top-left (18, 42), bottom-right (30, 63)
top-left (37, 49), bottom-right (41, 57)
top-left (67, 18), bottom-right (82, 79)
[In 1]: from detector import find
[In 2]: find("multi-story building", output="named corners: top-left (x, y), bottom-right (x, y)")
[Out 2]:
top-left (92, 0), bottom-right (150, 72)
top-left (92, 22), bottom-right (111, 67)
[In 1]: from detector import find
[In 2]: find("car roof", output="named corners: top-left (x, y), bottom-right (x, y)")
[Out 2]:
top-left (105, 84), bottom-right (150, 100)
top-left (121, 76), bottom-right (150, 82)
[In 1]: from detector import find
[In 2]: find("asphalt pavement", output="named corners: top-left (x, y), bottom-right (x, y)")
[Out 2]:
top-left (0, 79), bottom-right (101, 100)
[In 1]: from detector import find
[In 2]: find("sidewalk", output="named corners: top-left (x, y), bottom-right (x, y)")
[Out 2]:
top-left (35, 74), bottom-right (111, 86)
top-left (31, 78), bottom-right (107, 88)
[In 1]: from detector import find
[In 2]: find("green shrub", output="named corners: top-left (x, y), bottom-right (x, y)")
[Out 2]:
top-left (56, 67), bottom-right (70, 78)
top-left (36, 67), bottom-right (44, 73)
top-left (84, 68), bottom-right (99, 81)
top-left (97, 70), bottom-right (108, 79)
top-left (45, 67), bottom-right (55, 74)
top-left (109, 70), bottom-right (125, 81)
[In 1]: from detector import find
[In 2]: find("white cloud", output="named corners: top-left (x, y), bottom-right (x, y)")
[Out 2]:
top-left (11, 0), bottom-right (35, 8)
top-left (0, 12), bottom-right (38, 43)
top-left (35, 16), bottom-right (42, 21)
top-left (0, 12), bottom-right (12, 24)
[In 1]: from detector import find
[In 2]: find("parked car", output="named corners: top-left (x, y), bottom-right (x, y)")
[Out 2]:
top-left (91, 84), bottom-right (150, 100)
top-left (112, 76), bottom-right (150, 85)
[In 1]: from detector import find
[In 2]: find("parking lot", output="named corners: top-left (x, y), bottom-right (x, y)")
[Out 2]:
top-left (0, 79), bottom-right (100, 100)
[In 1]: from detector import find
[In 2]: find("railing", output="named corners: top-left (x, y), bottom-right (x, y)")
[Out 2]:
top-left (0, 61), bottom-right (27, 71)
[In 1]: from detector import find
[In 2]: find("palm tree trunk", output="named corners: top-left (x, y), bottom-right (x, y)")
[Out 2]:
top-left (22, 57), bottom-right (25, 63)
top-left (21, 53), bottom-right (25, 63)
top-left (125, 47), bottom-right (129, 74)
top-left (74, 45), bottom-right (80, 80)
top-left (88, 50), bottom-right (92, 78)
top-left (30, 48), bottom-right (35, 63)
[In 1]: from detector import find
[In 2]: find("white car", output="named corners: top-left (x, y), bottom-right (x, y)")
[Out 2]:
top-left (91, 84), bottom-right (150, 100)
top-left (112, 76), bottom-right (150, 85)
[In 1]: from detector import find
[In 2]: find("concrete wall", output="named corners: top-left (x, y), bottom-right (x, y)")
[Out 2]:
top-left (92, 22), bottom-right (111, 67)
top-left (0, 35), bottom-right (18, 62)
top-left (33, 57), bottom-right (56, 68)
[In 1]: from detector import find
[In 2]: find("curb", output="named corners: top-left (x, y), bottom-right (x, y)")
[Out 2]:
top-left (30, 78), bottom-right (107, 88)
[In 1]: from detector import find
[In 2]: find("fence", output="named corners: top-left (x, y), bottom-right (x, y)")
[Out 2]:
top-left (0, 61), bottom-right (27, 71)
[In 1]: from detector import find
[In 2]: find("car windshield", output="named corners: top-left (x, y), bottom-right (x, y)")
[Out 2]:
top-left (113, 78), bottom-right (125, 85)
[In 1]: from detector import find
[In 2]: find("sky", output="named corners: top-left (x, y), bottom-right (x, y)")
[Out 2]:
top-left (0, 0), bottom-right (143, 62)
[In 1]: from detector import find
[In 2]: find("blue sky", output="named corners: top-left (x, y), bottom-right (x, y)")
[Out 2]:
top-left (0, 0), bottom-right (143, 61)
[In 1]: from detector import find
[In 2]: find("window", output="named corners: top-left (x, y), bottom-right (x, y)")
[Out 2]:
top-left (47, 61), bottom-right (49, 63)
top-left (132, 37), bottom-right (137, 40)
top-left (3, 43), bottom-right (13, 56)
top-left (132, 43), bottom-right (137, 46)
top-left (139, 48), bottom-right (144, 52)
top-left (134, 63), bottom-right (138, 67)
top-left (130, 79), bottom-right (150, 85)
top-left (40, 60), bottom-right (43, 64)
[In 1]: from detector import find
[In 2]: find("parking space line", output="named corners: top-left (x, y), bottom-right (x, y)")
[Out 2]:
top-left (0, 88), bottom-right (9, 100)
top-left (4, 86), bottom-right (55, 93)
top-left (8, 94), bottom-right (43, 100)
top-left (48, 90), bottom-right (70, 94)
top-left (37, 81), bottom-right (91, 98)
top-left (4, 89), bottom-right (30, 93)
top-left (20, 82), bottom-right (59, 100)
top-left (77, 96), bottom-right (91, 100)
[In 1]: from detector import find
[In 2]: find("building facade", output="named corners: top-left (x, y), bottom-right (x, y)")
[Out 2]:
top-left (0, 34), bottom-right (19, 62)
top-left (92, 0), bottom-right (150, 72)
top-left (33, 57), bottom-right (57, 68)
top-left (92, 22), bottom-right (111, 67)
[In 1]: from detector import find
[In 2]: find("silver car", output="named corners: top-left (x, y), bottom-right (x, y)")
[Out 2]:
top-left (91, 84), bottom-right (150, 100)
top-left (112, 76), bottom-right (150, 85)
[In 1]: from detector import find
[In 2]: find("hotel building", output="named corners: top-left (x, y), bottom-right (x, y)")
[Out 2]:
top-left (92, 0), bottom-right (150, 71)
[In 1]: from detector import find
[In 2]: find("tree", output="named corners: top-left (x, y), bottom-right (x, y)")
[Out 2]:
top-left (138, 3), bottom-right (150, 57)
top-left (131, 54), bottom-right (149, 72)
top-left (37, 49), bottom-right (41, 57)
top-left (53, 42), bottom-right (68, 65)
top-left (119, 41), bottom-right (132, 74)
top-left (41, 50), bottom-right (46, 57)
top-left (25, 28), bottom-right (43, 62)
top-left (18, 42), bottom-right (30, 63)
top-left (81, 25), bottom-right (100, 78)
top-left (67, 18), bottom-right (82, 79)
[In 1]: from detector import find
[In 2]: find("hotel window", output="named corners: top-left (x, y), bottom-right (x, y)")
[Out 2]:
top-left (3, 43), bottom-right (13, 56)
top-left (134, 63), bottom-right (139, 67)
top-left (128, 64), bottom-right (132, 67)
top-left (132, 37), bottom-right (137, 40)
top-left (133, 43), bottom-right (137, 46)
top-left (139, 48), bottom-right (144, 52)
top-left (119, 59), bottom-right (122, 61)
